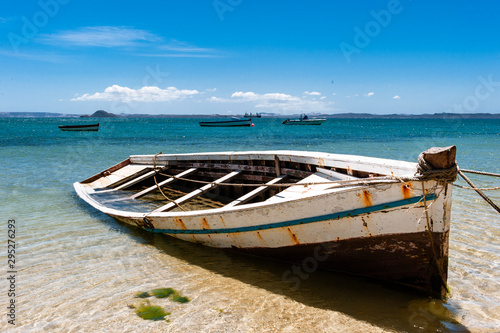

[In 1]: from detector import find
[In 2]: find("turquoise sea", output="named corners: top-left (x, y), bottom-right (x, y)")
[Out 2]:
top-left (1, 116), bottom-right (499, 332)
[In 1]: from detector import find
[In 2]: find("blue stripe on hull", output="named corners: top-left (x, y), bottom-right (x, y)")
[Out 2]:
top-left (146, 194), bottom-right (437, 235)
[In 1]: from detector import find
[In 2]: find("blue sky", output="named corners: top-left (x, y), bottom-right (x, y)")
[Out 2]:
top-left (1, 0), bottom-right (499, 115)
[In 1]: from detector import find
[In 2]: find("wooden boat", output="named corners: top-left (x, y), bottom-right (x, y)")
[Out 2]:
top-left (282, 115), bottom-right (325, 125)
top-left (59, 123), bottom-right (99, 131)
top-left (74, 147), bottom-right (457, 296)
top-left (199, 118), bottom-right (252, 127)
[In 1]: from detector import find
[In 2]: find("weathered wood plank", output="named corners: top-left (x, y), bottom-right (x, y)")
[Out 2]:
top-left (81, 158), bottom-right (131, 184)
top-left (130, 168), bottom-right (198, 199)
top-left (316, 167), bottom-right (359, 181)
top-left (225, 175), bottom-right (287, 208)
top-left (152, 171), bottom-right (242, 213)
top-left (112, 167), bottom-right (167, 191)
top-left (174, 162), bottom-right (312, 179)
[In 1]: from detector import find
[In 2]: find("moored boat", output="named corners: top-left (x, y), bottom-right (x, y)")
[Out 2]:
top-left (73, 146), bottom-right (457, 296)
top-left (244, 112), bottom-right (262, 118)
top-left (59, 123), bottom-right (100, 131)
top-left (282, 115), bottom-right (325, 125)
top-left (199, 118), bottom-right (252, 127)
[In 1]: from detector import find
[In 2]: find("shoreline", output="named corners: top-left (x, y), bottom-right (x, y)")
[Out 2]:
top-left (1, 112), bottom-right (500, 119)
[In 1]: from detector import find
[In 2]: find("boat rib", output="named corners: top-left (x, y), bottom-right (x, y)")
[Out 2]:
top-left (152, 170), bottom-right (242, 213)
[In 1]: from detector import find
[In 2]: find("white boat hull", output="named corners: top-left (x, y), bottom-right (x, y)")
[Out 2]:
top-left (73, 149), bottom-right (455, 296)
top-left (282, 119), bottom-right (326, 125)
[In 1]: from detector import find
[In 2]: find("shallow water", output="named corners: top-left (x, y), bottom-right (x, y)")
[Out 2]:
top-left (1, 117), bottom-right (499, 332)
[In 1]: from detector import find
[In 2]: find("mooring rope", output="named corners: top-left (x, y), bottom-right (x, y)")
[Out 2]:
top-left (152, 152), bottom-right (185, 211)
top-left (421, 183), bottom-right (450, 295)
top-left (415, 152), bottom-right (458, 182)
top-left (457, 169), bottom-right (500, 213)
top-left (149, 152), bottom-right (498, 213)
top-left (460, 169), bottom-right (500, 178)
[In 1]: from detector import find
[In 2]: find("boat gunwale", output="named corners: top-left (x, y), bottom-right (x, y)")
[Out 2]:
top-left (74, 177), bottom-right (432, 218)
top-left (74, 150), bottom-right (425, 219)
top-left (129, 150), bottom-right (417, 178)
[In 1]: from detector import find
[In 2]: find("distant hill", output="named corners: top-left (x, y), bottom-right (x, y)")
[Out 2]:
top-left (87, 110), bottom-right (118, 118)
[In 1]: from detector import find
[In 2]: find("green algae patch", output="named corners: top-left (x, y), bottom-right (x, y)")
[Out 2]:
top-left (130, 287), bottom-right (190, 321)
top-left (135, 301), bottom-right (171, 321)
top-left (171, 294), bottom-right (190, 303)
top-left (151, 288), bottom-right (175, 298)
top-left (146, 288), bottom-right (190, 303)
top-left (135, 291), bottom-right (151, 298)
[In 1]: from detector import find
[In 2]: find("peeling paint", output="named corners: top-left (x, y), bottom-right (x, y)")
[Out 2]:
top-left (358, 190), bottom-right (372, 207)
top-left (201, 218), bottom-right (211, 230)
top-left (402, 183), bottom-right (413, 199)
top-left (174, 218), bottom-right (187, 230)
top-left (287, 228), bottom-right (300, 244)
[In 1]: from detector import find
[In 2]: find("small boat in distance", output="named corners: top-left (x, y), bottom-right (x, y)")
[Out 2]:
top-left (58, 123), bottom-right (100, 131)
top-left (74, 146), bottom-right (458, 296)
top-left (199, 117), bottom-right (252, 127)
top-left (244, 112), bottom-right (262, 118)
top-left (282, 114), bottom-right (326, 125)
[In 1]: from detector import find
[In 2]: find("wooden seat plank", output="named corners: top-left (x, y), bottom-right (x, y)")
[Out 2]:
top-left (225, 175), bottom-right (287, 208)
top-left (152, 171), bottom-right (242, 213)
top-left (130, 168), bottom-right (198, 199)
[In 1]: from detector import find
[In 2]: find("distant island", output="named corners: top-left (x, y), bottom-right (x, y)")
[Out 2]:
top-left (0, 111), bottom-right (499, 119)
top-left (80, 110), bottom-right (118, 118)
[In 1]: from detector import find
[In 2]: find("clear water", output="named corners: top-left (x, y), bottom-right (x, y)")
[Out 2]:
top-left (1, 117), bottom-right (499, 332)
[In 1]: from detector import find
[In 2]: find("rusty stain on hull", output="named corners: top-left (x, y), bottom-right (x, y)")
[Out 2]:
top-left (358, 190), bottom-right (372, 207)
top-left (174, 218), bottom-right (187, 230)
top-left (287, 228), bottom-right (300, 245)
top-left (361, 216), bottom-right (372, 236)
top-left (402, 183), bottom-right (413, 199)
top-left (201, 217), bottom-right (211, 230)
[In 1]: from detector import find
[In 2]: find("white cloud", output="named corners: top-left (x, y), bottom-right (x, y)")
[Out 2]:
top-left (0, 49), bottom-right (71, 62)
top-left (304, 91), bottom-right (321, 96)
top-left (209, 91), bottom-right (334, 113)
top-left (231, 91), bottom-right (300, 102)
top-left (346, 94), bottom-right (359, 98)
top-left (39, 26), bottom-right (161, 47)
top-left (364, 92), bottom-right (375, 97)
top-left (393, 95), bottom-right (401, 99)
top-left (37, 26), bottom-right (218, 57)
top-left (71, 85), bottom-right (199, 102)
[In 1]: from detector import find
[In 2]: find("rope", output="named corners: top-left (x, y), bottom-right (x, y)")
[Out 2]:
top-left (152, 152), bottom-right (185, 211)
top-left (415, 153), bottom-right (458, 182)
top-left (458, 169), bottom-right (500, 213)
top-left (453, 184), bottom-right (500, 191)
top-left (421, 183), bottom-right (450, 295)
top-left (148, 152), bottom-right (499, 214)
top-left (156, 171), bottom-right (407, 188)
top-left (460, 169), bottom-right (500, 178)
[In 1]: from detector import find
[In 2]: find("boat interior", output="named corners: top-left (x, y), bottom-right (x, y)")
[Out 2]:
top-left (80, 155), bottom-right (384, 213)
